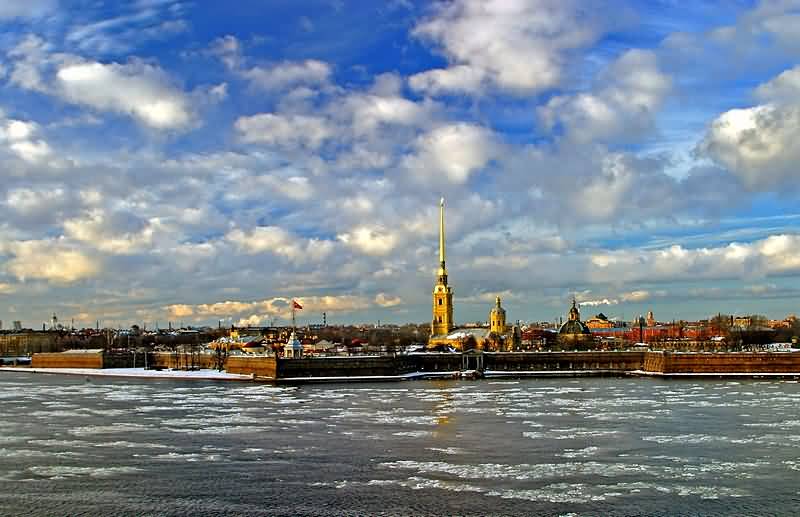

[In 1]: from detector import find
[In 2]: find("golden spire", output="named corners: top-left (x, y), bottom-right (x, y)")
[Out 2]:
top-left (438, 197), bottom-right (446, 274)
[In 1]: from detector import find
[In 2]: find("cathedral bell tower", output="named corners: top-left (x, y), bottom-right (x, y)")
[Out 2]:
top-left (431, 198), bottom-right (454, 336)
top-left (489, 296), bottom-right (506, 334)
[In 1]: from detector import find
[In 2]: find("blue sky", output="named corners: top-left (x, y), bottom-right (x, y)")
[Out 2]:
top-left (1, 0), bottom-right (800, 329)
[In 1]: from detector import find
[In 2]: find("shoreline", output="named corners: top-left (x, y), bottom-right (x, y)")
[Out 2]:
top-left (4, 366), bottom-right (800, 383)
top-left (0, 366), bottom-right (257, 382)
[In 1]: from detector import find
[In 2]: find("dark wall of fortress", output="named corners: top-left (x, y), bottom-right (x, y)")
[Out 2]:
top-left (19, 350), bottom-right (800, 378)
top-left (644, 351), bottom-right (800, 373)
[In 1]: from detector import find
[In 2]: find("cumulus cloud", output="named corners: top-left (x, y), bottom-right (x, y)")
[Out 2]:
top-left (209, 35), bottom-right (331, 91)
top-left (589, 234), bottom-right (800, 283)
top-left (375, 293), bottom-right (403, 307)
top-left (342, 93), bottom-right (433, 135)
top-left (235, 113), bottom-right (333, 149)
top-left (243, 60), bottom-right (331, 91)
top-left (63, 209), bottom-right (161, 255)
top-left (755, 65), bottom-right (800, 102)
top-left (7, 35), bottom-right (194, 130)
top-left (410, 0), bottom-right (601, 95)
top-left (226, 226), bottom-right (334, 262)
top-left (337, 226), bottom-right (398, 256)
top-left (539, 49), bottom-right (671, 143)
top-left (403, 123), bottom-right (499, 184)
top-left (0, 118), bottom-right (52, 163)
top-left (167, 295), bottom-right (373, 323)
top-left (0, 0), bottom-right (56, 20)
top-left (698, 65), bottom-right (800, 190)
top-left (2, 240), bottom-right (100, 284)
top-left (5, 187), bottom-right (65, 214)
top-left (56, 61), bottom-right (193, 130)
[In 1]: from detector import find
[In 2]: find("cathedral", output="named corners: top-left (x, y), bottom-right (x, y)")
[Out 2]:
top-left (431, 197), bottom-right (454, 337)
top-left (557, 298), bottom-right (594, 349)
top-left (427, 199), bottom-right (519, 351)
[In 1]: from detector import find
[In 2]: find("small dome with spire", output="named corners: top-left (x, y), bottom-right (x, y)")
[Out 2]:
top-left (559, 298), bottom-right (591, 335)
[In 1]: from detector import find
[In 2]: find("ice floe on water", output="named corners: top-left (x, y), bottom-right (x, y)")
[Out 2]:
top-left (68, 423), bottom-right (148, 436)
top-left (523, 428), bottom-right (620, 440)
top-left (560, 446), bottom-right (599, 459)
top-left (147, 452), bottom-right (224, 462)
top-left (392, 430), bottom-right (434, 438)
top-left (28, 465), bottom-right (142, 479)
top-left (365, 477), bottom-right (749, 504)
top-left (427, 447), bottom-right (464, 455)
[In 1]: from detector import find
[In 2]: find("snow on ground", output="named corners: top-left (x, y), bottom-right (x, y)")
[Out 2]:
top-left (0, 367), bottom-right (253, 381)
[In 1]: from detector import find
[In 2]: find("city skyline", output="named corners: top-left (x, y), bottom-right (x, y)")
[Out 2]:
top-left (1, 1), bottom-right (800, 327)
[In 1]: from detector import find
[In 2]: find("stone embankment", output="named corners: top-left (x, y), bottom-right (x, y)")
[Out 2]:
top-left (8, 350), bottom-right (800, 382)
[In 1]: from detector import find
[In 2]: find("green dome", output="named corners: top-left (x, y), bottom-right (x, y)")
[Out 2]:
top-left (559, 319), bottom-right (591, 335)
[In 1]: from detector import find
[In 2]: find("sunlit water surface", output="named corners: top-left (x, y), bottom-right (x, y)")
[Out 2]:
top-left (1, 373), bottom-right (799, 516)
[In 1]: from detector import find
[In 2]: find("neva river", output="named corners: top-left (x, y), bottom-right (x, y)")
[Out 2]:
top-left (1, 373), bottom-right (799, 516)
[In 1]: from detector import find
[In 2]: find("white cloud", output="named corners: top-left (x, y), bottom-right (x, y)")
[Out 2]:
top-left (375, 293), bottom-right (403, 307)
top-left (621, 290), bottom-right (653, 303)
top-left (66, 5), bottom-right (188, 54)
top-left (63, 210), bottom-right (160, 255)
top-left (699, 103), bottom-right (800, 189)
top-left (7, 36), bottom-right (194, 130)
top-left (408, 65), bottom-right (485, 96)
top-left (403, 123), bottom-right (498, 184)
top-left (337, 226), bottom-right (398, 257)
top-left (226, 227), bottom-right (334, 262)
top-left (3, 239), bottom-right (100, 284)
top-left (0, 118), bottom-right (52, 163)
top-left (5, 187), bottom-right (66, 215)
top-left (168, 295), bottom-right (372, 322)
top-left (756, 65), bottom-right (800, 102)
top-left (209, 35), bottom-right (331, 91)
top-left (588, 234), bottom-right (800, 283)
top-left (697, 62), bottom-right (800, 190)
top-left (343, 93), bottom-right (432, 135)
top-left (56, 61), bottom-right (193, 130)
top-left (411, 0), bottom-right (600, 95)
top-left (243, 59), bottom-right (331, 91)
top-left (0, 0), bottom-right (56, 19)
top-left (235, 113), bottom-right (333, 149)
top-left (539, 49), bottom-right (670, 143)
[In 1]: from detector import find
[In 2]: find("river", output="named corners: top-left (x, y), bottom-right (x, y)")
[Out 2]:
top-left (1, 372), bottom-right (798, 516)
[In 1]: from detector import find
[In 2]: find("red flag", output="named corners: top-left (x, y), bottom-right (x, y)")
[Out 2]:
top-left (293, 300), bottom-right (303, 310)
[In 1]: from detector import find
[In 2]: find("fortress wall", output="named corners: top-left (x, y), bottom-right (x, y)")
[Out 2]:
top-left (1, 332), bottom-right (61, 356)
top-left (482, 351), bottom-right (646, 371)
top-left (226, 356), bottom-right (277, 378)
top-left (151, 353), bottom-right (218, 370)
top-left (413, 353), bottom-right (462, 372)
top-left (645, 351), bottom-right (800, 374)
top-left (31, 352), bottom-right (103, 369)
top-left (276, 355), bottom-right (416, 378)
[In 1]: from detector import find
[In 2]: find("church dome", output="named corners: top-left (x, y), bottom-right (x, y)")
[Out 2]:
top-left (559, 298), bottom-right (591, 335)
top-left (559, 319), bottom-right (591, 335)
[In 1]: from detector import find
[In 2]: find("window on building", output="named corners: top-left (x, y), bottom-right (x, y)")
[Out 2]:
top-left (438, 316), bottom-right (442, 323)
top-left (438, 299), bottom-right (442, 305)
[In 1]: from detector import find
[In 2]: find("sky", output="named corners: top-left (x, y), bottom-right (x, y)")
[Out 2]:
top-left (1, 0), bottom-right (800, 329)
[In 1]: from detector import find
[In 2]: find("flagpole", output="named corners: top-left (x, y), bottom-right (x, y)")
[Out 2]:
top-left (292, 301), bottom-right (296, 330)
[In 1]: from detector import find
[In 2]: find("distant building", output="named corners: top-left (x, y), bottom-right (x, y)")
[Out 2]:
top-left (489, 296), bottom-right (507, 334)
top-left (586, 313), bottom-right (613, 329)
top-left (558, 299), bottom-right (594, 349)
top-left (430, 198), bottom-right (454, 338)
